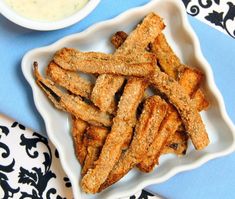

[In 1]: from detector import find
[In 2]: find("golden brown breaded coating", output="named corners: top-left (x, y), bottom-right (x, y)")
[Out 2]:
top-left (82, 147), bottom-right (100, 176)
top-left (34, 62), bottom-right (63, 110)
top-left (99, 96), bottom-right (168, 191)
top-left (193, 89), bottom-right (210, 111)
top-left (150, 68), bottom-right (209, 150)
top-left (151, 33), bottom-right (209, 111)
top-left (162, 131), bottom-right (188, 155)
top-left (71, 117), bottom-right (88, 166)
top-left (111, 31), bottom-right (128, 49)
top-left (149, 33), bottom-right (209, 158)
top-left (53, 48), bottom-right (154, 77)
top-left (91, 13), bottom-right (165, 113)
top-left (34, 63), bottom-right (112, 127)
top-left (151, 33), bottom-right (181, 79)
top-left (82, 126), bottom-right (109, 176)
top-left (91, 74), bottom-right (124, 113)
top-left (116, 13), bottom-right (165, 55)
top-left (46, 61), bottom-right (93, 98)
top-left (111, 31), bottom-right (209, 113)
top-left (81, 78), bottom-right (148, 193)
top-left (177, 66), bottom-right (203, 97)
top-left (138, 105), bottom-right (181, 172)
top-left (122, 129), bottom-right (133, 150)
top-left (110, 30), bottom-right (208, 121)
top-left (83, 126), bottom-right (109, 148)
top-left (138, 65), bottom-right (208, 171)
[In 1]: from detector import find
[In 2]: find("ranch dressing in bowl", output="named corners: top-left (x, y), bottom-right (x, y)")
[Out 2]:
top-left (4, 0), bottom-right (88, 21)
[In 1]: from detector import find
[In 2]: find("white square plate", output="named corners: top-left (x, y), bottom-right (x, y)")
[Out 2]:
top-left (21, 0), bottom-right (235, 199)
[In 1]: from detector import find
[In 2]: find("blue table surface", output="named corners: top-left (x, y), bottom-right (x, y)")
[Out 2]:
top-left (0, 1), bottom-right (235, 199)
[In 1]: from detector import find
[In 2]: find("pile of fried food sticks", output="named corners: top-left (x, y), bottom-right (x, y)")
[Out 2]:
top-left (34, 12), bottom-right (210, 194)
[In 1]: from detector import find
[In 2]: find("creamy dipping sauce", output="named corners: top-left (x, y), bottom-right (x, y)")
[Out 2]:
top-left (5, 0), bottom-right (88, 21)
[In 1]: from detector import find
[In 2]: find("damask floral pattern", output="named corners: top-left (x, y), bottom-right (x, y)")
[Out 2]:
top-left (182, 0), bottom-right (235, 38)
top-left (0, 115), bottom-right (71, 199)
top-left (0, 115), bottom-right (158, 199)
top-left (0, 125), bottom-right (20, 199)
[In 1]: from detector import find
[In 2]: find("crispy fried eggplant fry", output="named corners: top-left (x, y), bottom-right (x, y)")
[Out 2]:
top-left (177, 66), bottom-right (203, 97)
top-left (122, 129), bottom-right (133, 150)
top-left (99, 96), bottom-right (168, 191)
top-left (46, 61), bottom-right (93, 98)
top-left (151, 33), bottom-right (209, 112)
top-left (177, 67), bottom-right (209, 112)
top-left (151, 33), bottom-right (181, 79)
top-left (162, 131), bottom-right (188, 155)
top-left (82, 147), bottom-right (100, 176)
top-left (193, 89), bottom-right (210, 111)
top-left (138, 66), bottom-right (207, 171)
top-left (54, 48), bottom-right (154, 77)
top-left (149, 34), bottom-right (209, 159)
top-left (111, 31), bottom-right (128, 49)
top-left (82, 126), bottom-right (109, 176)
top-left (116, 13), bottom-right (165, 55)
top-left (137, 105), bottom-right (181, 172)
top-left (150, 68), bottom-right (209, 150)
top-left (34, 63), bottom-right (112, 127)
top-left (81, 78), bottom-right (148, 193)
top-left (71, 117), bottom-right (88, 166)
top-left (83, 126), bottom-right (109, 147)
top-left (91, 12), bottom-right (165, 113)
top-left (91, 74), bottom-right (124, 113)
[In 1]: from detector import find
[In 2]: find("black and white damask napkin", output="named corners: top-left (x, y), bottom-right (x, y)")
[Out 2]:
top-left (182, 0), bottom-right (235, 39)
top-left (0, 114), bottom-right (160, 199)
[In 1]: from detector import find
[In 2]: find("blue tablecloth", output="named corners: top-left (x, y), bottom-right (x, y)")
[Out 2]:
top-left (0, 1), bottom-right (235, 199)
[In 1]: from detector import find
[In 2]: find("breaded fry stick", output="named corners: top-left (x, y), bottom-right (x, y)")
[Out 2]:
top-left (138, 105), bottom-right (182, 172)
top-left (138, 67), bottom-right (208, 171)
top-left (193, 89), bottom-right (210, 111)
top-left (151, 33), bottom-right (181, 79)
top-left (34, 63), bottom-right (112, 127)
top-left (46, 61), bottom-right (93, 98)
top-left (81, 78), bottom-right (148, 193)
top-left (54, 48), bottom-right (154, 77)
top-left (148, 35), bottom-right (208, 160)
top-left (151, 33), bottom-right (209, 111)
top-left (83, 126), bottom-right (109, 147)
top-left (138, 68), bottom-right (208, 171)
top-left (99, 96), bottom-right (168, 191)
top-left (111, 31), bottom-right (128, 49)
top-left (71, 117), bottom-right (88, 166)
top-left (91, 13), bottom-right (165, 113)
top-left (176, 67), bottom-right (209, 112)
top-left (116, 13), bottom-right (165, 55)
top-left (150, 68), bottom-right (209, 150)
top-left (82, 126), bottom-right (109, 176)
top-left (82, 126), bottom-right (130, 176)
top-left (91, 74), bottom-right (124, 113)
top-left (160, 66), bottom-right (209, 155)
top-left (162, 131), bottom-right (188, 155)
top-left (177, 66), bottom-right (203, 97)
top-left (176, 66), bottom-right (209, 112)
top-left (82, 147), bottom-right (100, 175)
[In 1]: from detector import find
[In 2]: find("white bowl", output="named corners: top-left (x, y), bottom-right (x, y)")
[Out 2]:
top-left (21, 0), bottom-right (235, 198)
top-left (0, 0), bottom-right (100, 31)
